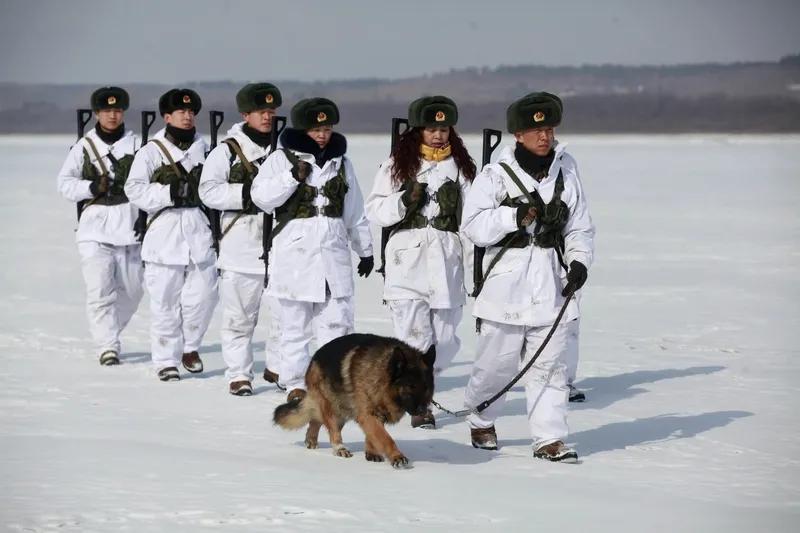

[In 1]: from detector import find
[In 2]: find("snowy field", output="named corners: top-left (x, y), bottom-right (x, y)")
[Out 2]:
top-left (1, 133), bottom-right (798, 532)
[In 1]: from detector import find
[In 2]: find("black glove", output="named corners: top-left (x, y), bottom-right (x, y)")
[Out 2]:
top-left (89, 177), bottom-right (108, 197)
top-left (516, 205), bottom-right (538, 228)
top-left (292, 161), bottom-right (312, 182)
top-left (357, 255), bottom-right (374, 278)
top-left (401, 182), bottom-right (428, 207)
top-left (562, 261), bottom-right (588, 296)
top-left (241, 181), bottom-right (252, 208)
top-left (170, 179), bottom-right (189, 207)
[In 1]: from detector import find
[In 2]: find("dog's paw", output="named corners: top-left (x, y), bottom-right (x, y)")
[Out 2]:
top-left (365, 451), bottom-right (384, 462)
top-left (305, 438), bottom-right (318, 449)
top-left (390, 454), bottom-right (410, 469)
top-left (333, 445), bottom-right (352, 458)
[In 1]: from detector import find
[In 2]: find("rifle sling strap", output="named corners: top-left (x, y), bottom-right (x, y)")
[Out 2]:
top-left (223, 138), bottom-right (255, 175)
top-left (83, 137), bottom-right (110, 177)
top-left (151, 139), bottom-right (187, 178)
top-left (145, 139), bottom-right (187, 231)
top-left (498, 162), bottom-right (537, 205)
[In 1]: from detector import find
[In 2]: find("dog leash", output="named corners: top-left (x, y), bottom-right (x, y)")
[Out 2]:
top-left (432, 290), bottom-right (574, 417)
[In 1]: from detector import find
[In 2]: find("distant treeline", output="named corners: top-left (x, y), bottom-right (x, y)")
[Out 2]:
top-left (2, 56), bottom-right (799, 133)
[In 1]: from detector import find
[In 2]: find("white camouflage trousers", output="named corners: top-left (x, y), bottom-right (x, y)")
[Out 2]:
top-left (78, 242), bottom-right (144, 355)
top-left (277, 295), bottom-right (354, 391)
top-left (388, 299), bottom-right (463, 373)
top-left (144, 260), bottom-right (219, 371)
top-left (219, 270), bottom-right (281, 383)
top-left (464, 318), bottom-right (579, 448)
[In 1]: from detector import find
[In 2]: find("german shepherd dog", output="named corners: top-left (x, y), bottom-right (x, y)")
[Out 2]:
top-left (273, 333), bottom-right (435, 468)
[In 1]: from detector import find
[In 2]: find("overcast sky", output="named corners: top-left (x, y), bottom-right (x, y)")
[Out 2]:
top-left (2, 0), bottom-right (799, 84)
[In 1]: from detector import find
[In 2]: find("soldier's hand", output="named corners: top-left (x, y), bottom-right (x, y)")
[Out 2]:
top-left (516, 205), bottom-right (538, 228)
top-left (89, 177), bottom-right (109, 197)
top-left (562, 261), bottom-right (588, 296)
top-left (357, 255), bottom-right (374, 278)
top-left (292, 161), bottom-right (312, 182)
top-left (401, 181), bottom-right (428, 207)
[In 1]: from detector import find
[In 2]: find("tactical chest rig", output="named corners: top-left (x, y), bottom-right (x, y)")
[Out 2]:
top-left (80, 137), bottom-right (133, 209)
top-left (144, 139), bottom-right (205, 231)
top-left (395, 178), bottom-right (461, 233)
top-left (473, 162), bottom-right (570, 298)
top-left (224, 138), bottom-right (267, 215)
top-left (216, 137), bottom-right (268, 239)
top-left (377, 173), bottom-right (462, 275)
top-left (271, 149), bottom-right (349, 240)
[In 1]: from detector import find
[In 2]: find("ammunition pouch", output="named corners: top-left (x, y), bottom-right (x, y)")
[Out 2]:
top-left (151, 163), bottom-right (203, 208)
top-left (394, 179), bottom-right (459, 233)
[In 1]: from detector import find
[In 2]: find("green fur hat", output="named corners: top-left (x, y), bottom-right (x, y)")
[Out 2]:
top-left (408, 95), bottom-right (458, 127)
top-left (90, 86), bottom-right (129, 111)
top-left (158, 88), bottom-right (202, 116)
top-left (291, 98), bottom-right (340, 129)
top-left (236, 83), bottom-right (282, 113)
top-left (506, 92), bottom-right (563, 133)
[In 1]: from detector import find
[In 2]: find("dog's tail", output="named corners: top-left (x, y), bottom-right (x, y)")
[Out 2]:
top-left (273, 395), bottom-right (317, 429)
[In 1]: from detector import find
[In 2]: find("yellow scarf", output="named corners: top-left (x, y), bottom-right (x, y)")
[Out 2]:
top-left (420, 143), bottom-right (452, 162)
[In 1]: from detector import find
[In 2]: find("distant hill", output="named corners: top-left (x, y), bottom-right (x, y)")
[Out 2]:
top-left (2, 56), bottom-right (799, 133)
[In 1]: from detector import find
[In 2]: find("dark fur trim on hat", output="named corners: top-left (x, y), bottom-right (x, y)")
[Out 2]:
top-left (159, 88), bottom-right (202, 116)
top-left (408, 95), bottom-right (458, 127)
top-left (290, 98), bottom-right (340, 130)
top-left (91, 86), bottom-right (129, 111)
top-left (237, 83), bottom-right (282, 113)
top-left (507, 92), bottom-right (562, 133)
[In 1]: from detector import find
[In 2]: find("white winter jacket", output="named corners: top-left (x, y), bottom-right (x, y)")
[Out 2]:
top-left (461, 143), bottom-right (595, 327)
top-left (57, 128), bottom-right (141, 246)
top-left (366, 156), bottom-right (471, 308)
top-left (124, 128), bottom-right (214, 266)
top-left (199, 122), bottom-right (272, 275)
top-left (250, 146), bottom-right (373, 303)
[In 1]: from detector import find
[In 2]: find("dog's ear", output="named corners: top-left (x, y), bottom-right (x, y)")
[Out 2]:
top-left (389, 347), bottom-right (407, 381)
top-left (422, 345), bottom-right (436, 368)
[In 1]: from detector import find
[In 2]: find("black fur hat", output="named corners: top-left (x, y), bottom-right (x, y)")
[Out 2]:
top-left (90, 86), bottom-right (129, 111)
top-left (159, 88), bottom-right (202, 116)
top-left (506, 92), bottom-right (563, 133)
top-left (290, 98), bottom-right (339, 129)
top-left (236, 83), bottom-right (282, 113)
top-left (408, 95), bottom-right (458, 127)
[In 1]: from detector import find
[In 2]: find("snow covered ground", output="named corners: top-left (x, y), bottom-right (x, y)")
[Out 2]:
top-left (1, 133), bottom-right (798, 532)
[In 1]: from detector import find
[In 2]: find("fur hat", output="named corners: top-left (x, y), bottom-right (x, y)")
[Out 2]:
top-left (290, 98), bottom-right (339, 129)
top-left (408, 95), bottom-right (458, 127)
top-left (159, 88), bottom-right (202, 116)
top-left (506, 92), bottom-right (563, 133)
top-left (90, 86), bottom-right (129, 111)
top-left (236, 83), bottom-right (282, 113)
